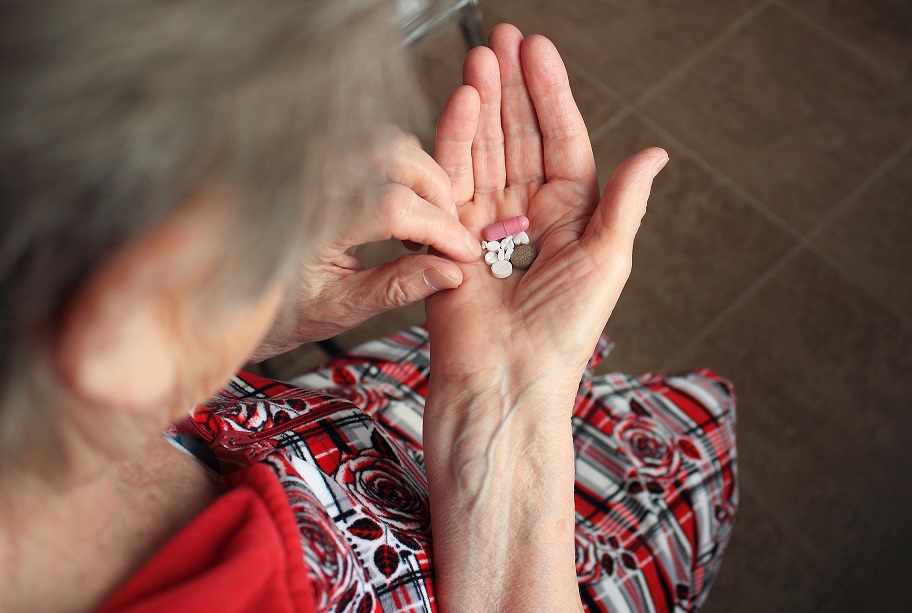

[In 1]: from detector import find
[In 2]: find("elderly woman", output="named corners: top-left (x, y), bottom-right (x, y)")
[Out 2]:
top-left (0, 1), bottom-right (736, 611)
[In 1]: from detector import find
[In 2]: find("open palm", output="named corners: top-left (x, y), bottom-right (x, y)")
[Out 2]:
top-left (426, 25), bottom-right (668, 389)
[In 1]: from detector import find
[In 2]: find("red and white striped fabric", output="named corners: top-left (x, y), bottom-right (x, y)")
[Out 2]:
top-left (170, 325), bottom-right (737, 612)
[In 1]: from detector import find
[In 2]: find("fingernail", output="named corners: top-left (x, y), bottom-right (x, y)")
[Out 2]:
top-left (651, 156), bottom-right (670, 177)
top-left (465, 232), bottom-right (483, 257)
top-left (423, 268), bottom-right (459, 291)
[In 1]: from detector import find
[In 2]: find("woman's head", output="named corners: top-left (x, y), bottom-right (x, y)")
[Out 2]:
top-left (0, 0), bottom-right (424, 469)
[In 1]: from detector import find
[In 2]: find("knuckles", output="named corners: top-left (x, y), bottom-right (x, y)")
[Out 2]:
top-left (376, 183), bottom-right (416, 228)
top-left (382, 274), bottom-right (415, 309)
top-left (388, 138), bottom-right (454, 210)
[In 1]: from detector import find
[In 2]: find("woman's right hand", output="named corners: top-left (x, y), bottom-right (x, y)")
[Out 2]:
top-left (250, 128), bottom-right (480, 362)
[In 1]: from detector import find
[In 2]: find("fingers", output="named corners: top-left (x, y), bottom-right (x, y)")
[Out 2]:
top-left (388, 134), bottom-right (458, 218)
top-left (463, 45), bottom-right (507, 195)
top-left (489, 24), bottom-right (544, 187)
top-left (361, 129), bottom-right (477, 259)
top-left (342, 254), bottom-right (465, 317)
top-left (435, 85), bottom-right (481, 206)
top-left (520, 35), bottom-right (597, 193)
top-left (583, 148), bottom-right (669, 274)
top-left (345, 184), bottom-right (481, 262)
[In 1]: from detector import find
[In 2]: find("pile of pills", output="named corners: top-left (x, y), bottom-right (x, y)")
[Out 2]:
top-left (480, 215), bottom-right (538, 279)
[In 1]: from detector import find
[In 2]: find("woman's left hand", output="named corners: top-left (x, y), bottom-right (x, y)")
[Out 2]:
top-left (251, 129), bottom-right (480, 361)
top-left (426, 27), bottom-right (668, 398)
top-left (422, 27), bottom-right (669, 612)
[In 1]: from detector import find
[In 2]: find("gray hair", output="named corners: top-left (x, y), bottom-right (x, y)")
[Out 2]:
top-left (0, 0), bottom-right (426, 455)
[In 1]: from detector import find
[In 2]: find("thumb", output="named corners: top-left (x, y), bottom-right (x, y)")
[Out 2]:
top-left (342, 254), bottom-right (464, 318)
top-left (584, 147), bottom-right (668, 267)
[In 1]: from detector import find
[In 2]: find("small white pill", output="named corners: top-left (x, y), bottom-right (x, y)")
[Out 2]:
top-left (503, 235), bottom-right (514, 247)
top-left (515, 231), bottom-right (529, 245)
top-left (491, 260), bottom-right (513, 279)
top-left (497, 248), bottom-right (505, 261)
top-left (485, 240), bottom-right (500, 252)
top-left (505, 244), bottom-right (514, 259)
top-left (484, 251), bottom-right (498, 264)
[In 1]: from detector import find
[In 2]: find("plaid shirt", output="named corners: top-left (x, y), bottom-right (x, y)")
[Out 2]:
top-left (169, 326), bottom-right (737, 613)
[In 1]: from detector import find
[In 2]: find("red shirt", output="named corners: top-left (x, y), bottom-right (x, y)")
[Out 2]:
top-left (101, 463), bottom-right (316, 613)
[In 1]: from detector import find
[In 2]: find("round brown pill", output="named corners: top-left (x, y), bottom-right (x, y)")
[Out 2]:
top-left (510, 244), bottom-right (537, 269)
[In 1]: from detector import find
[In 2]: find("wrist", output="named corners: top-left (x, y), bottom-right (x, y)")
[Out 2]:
top-left (422, 378), bottom-right (582, 611)
top-left (423, 379), bottom-right (578, 517)
top-left (423, 369), bottom-right (581, 480)
top-left (426, 361), bottom-right (582, 415)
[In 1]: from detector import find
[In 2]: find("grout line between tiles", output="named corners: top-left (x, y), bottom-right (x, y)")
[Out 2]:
top-left (658, 241), bottom-right (803, 371)
top-left (633, 110), bottom-right (806, 243)
top-left (804, 137), bottom-right (912, 243)
top-left (495, 0), bottom-right (771, 114)
top-left (587, 108), bottom-right (634, 144)
top-left (648, 129), bottom-right (911, 371)
top-left (486, 7), bottom-right (636, 146)
top-left (559, 57), bottom-right (635, 143)
top-left (806, 243), bottom-right (912, 330)
top-left (633, 0), bottom-right (774, 109)
top-left (770, 0), bottom-right (907, 87)
top-left (476, 4), bottom-right (907, 603)
top-left (563, 57), bottom-right (628, 107)
top-left (486, 1), bottom-right (912, 363)
top-left (801, 137), bottom-right (912, 329)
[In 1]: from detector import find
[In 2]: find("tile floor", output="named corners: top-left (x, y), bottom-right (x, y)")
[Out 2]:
top-left (263, 1), bottom-right (912, 610)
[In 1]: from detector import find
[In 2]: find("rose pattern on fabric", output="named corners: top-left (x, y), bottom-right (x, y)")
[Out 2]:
top-left (574, 527), bottom-right (641, 587)
top-left (181, 327), bottom-right (737, 613)
top-left (335, 449), bottom-right (431, 542)
top-left (626, 479), bottom-right (670, 511)
top-left (269, 458), bottom-right (372, 613)
top-left (298, 510), bottom-right (367, 611)
top-left (575, 531), bottom-right (601, 585)
top-left (678, 438), bottom-right (702, 461)
top-left (615, 413), bottom-right (682, 480)
top-left (332, 366), bottom-right (359, 386)
top-left (333, 386), bottom-right (389, 415)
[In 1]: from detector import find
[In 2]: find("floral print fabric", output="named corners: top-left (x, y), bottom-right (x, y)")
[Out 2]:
top-left (171, 325), bottom-right (737, 612)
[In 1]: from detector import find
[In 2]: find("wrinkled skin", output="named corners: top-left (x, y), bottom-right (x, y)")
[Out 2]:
top-left (426, 25), bottom-right (668, 395)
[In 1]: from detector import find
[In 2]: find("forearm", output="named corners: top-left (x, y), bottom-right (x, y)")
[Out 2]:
top-left (423, 377), bottom-right (583, 612)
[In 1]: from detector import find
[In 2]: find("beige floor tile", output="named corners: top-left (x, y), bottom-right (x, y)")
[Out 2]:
top-left (641, 5), bottom-right (912, 233)
top-left (670, 250), bottom-right (912, 574)
top-left (813, 148), bottom-right (912, 319)
top-left (591, 115), bottom-right (796, 374)
top-left (486, 0), bottom-right (757, 100)
top-left (783, 0), bottom-right (912, 86)
top-left (700, 489), bottom-right (840, 612)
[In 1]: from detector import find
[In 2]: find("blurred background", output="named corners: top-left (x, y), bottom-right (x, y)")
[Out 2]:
top-left (262, 1), bottom-right (912, 610)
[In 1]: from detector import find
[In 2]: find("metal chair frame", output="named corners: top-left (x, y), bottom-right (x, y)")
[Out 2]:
top-left (400, 0), bottom-right (484, 48)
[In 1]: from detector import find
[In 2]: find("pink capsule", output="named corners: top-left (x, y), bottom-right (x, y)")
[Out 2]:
top-left (482, 215), bottom-right (529, 242)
